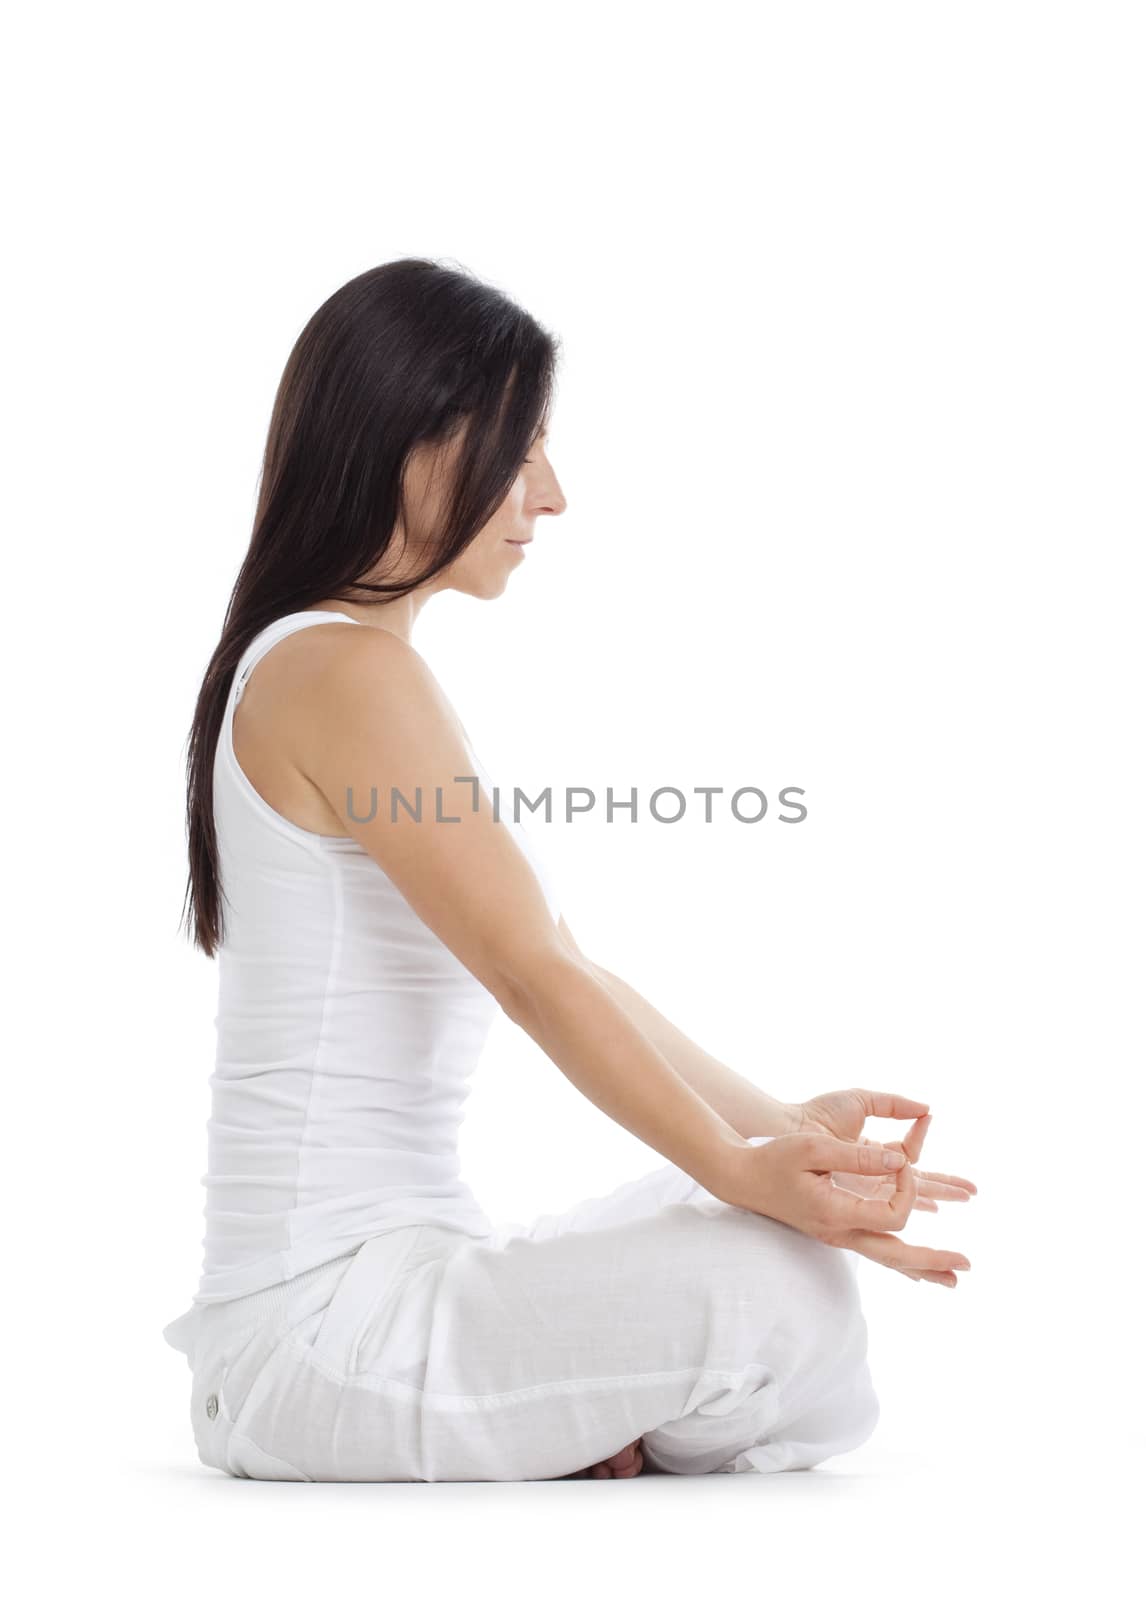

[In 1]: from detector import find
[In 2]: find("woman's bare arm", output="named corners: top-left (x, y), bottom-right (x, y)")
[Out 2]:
top-left (289, 625), bottom-right (751, 1199)
top-left (553, 915), bottom-right (798, 1140)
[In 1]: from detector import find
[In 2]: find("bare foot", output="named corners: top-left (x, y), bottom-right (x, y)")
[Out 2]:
top-left (561, 1438), bottom-right (645, 1479)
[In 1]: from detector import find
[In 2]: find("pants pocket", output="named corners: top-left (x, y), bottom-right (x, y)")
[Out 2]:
top-left (307, 1225), bottom-right (434, 1379)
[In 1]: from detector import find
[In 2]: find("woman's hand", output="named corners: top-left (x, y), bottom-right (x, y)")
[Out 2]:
top-left (793, 1089), bottom-right (978, 1213)
top-left (719, 1130), bottom-right (972, 1289)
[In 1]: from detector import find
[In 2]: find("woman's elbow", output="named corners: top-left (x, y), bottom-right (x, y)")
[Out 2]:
top-left (494, 944), bottom-right (598, 1024)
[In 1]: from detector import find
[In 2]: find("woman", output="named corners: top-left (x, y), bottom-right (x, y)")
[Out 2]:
top-left (162, 257), bottom-right (975, 1483)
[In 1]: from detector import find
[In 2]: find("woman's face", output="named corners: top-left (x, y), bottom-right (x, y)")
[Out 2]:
top-left (399, 423), bottom-right (567, 600)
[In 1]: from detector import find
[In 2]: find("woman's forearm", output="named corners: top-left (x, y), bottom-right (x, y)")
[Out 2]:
top-left (502, 951), bottom-right (751, 1198)
top-left (588, 963), bottom-right (799, 1140)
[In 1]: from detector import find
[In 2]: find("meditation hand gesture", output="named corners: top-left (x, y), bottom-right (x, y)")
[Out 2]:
top-left (791, 1088), bottom-right (975, 1286)
top-left (794, 1088), bottom-right (977, 1213)
top-left (724, 1089), bottom-right (975, 1288)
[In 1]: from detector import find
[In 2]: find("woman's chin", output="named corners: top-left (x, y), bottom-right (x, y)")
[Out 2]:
top-left (445, 562), bottom-right (516, 601)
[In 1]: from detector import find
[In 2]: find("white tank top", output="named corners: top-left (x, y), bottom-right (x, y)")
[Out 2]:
top-left (183, 609), bottom-right (562, 1305)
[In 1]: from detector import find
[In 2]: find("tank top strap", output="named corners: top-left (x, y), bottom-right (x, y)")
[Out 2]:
top-left (233, 610), bottom-right (360, 707)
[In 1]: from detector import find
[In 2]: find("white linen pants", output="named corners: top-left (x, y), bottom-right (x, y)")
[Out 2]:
top-left (171, 1138), bottom-right (880, 1481)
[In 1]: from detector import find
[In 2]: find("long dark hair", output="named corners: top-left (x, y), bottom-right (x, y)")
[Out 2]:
top-left (181, 258), bottom-right (560, 957)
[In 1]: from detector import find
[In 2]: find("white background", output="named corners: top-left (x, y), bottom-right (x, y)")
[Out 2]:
top-left (7, 2), bottom-right (1142, 1594)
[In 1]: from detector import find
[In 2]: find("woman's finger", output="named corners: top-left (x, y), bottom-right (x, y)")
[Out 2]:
top-left (829, 1172), bottom-right (885, 1197)
top-left (823, 1189), bottom-right (914, 1231)
top-left (800, 1136), bottom-right (917, 1232)
top-left (833, 1173), bottom-right (940, 1212)
top-left (846, 1229), bottom-right (970, 1276)
top-left (806, 1135), bottom-right (906, 1178)
top-left (820, 1154), bottom-right (916, 1232)
top-left (829, 1172), bottom-right (875, 1193)
top-left (900, 1114), bottom-right (931, 1164)
top-left (851, 1089), bottom-right (931, 1122)
top-left (915, 1169), bottom-right (977, 1195)
top-left (916, 1176), bottom-right (973, 1202)
top-left (897, 1267), bottom-right (959, 1286)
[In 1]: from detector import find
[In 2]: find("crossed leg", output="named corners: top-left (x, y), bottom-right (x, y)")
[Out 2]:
top-left (476, 1138), bottom-right (876, 1481)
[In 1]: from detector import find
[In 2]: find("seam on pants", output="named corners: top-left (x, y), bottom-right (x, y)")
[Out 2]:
top-left (282, 1336), bottom-right (773, 1411)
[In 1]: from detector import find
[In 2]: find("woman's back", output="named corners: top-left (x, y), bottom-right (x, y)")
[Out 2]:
top-left (178, 609), bottom-right (561, 1309)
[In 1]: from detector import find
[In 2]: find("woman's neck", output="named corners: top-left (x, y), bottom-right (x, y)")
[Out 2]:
top-left (307, 589), bottom-right (431, 643)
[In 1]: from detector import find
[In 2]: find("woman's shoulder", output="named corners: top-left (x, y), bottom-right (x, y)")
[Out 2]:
top-left (231, 616), bottom-right (457, 839)
top-left (266, 615), bottom-right (468, 751)
top-left (262, 613), bottom-right (426, 693)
